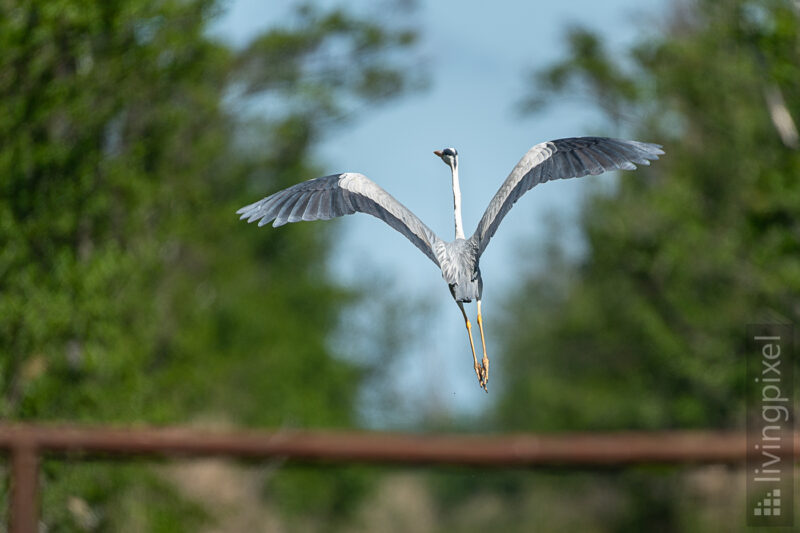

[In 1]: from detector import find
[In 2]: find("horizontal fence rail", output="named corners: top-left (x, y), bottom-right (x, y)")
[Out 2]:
top-left (1, 423), bottom-right (797, 533)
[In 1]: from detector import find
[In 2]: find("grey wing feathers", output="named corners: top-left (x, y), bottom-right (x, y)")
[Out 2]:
top-left (471, 137), bottom-right (664, 255)
top-left (237, 173), bottom-right (443, 266)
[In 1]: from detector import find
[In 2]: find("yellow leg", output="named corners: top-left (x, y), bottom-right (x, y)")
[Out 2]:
top-left (477, 299), bottom-right (489, 389)
top-left (458, 302), bottom-right (486, 391)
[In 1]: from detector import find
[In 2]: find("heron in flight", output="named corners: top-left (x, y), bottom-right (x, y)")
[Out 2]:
top-left (238, 137), bottom-right (663, 391)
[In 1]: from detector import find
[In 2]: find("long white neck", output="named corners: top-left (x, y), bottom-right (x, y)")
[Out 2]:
top-left (450, 162), bottom-right (465, 239)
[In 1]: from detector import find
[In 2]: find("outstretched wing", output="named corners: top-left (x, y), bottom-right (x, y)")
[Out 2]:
top-left (237, 172), bottom-right (444, 266)
top-left (471, 137), bottom-right (664, 255)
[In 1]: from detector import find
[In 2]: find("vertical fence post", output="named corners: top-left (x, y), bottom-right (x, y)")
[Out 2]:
top-left (9, 441), bottom-right (39, 533)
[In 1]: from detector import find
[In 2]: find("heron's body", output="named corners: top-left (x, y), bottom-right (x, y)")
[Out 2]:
top-left (238, 137), bottom-right (664, 391)
top-left (438, 238), bottom-right (481, 302)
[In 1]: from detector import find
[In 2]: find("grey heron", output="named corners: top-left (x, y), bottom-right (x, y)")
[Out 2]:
top-left (237, 137), bottom-right (664, 391)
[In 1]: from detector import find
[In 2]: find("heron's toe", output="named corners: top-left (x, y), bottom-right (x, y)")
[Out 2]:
top-left (476, 365), bottom-right (488, 392)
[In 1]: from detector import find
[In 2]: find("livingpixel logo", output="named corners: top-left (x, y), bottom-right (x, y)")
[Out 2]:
top-left (747, 324), bottom-right (794, 527)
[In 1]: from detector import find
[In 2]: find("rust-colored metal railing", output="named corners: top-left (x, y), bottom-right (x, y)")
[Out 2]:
top-left (1, 423), bottom-right (796, 533)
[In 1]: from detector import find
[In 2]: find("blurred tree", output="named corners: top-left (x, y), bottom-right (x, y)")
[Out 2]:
top-left (502, 0), bottom-right (799, 432)
top-left (485, 0), bottom-right (798, 530)
top-left (0, 0), bottom-right (421, 530)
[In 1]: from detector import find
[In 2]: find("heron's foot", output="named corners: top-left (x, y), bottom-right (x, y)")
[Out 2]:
top-left (474, 360), bottom-right (488, 392)
top-left (475, 300), bottom-right (489, 392)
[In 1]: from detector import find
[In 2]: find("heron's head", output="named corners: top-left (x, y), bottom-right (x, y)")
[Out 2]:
top-left (433, 147), bottom-right (458, 169)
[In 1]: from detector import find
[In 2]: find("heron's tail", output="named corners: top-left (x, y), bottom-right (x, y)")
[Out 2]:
top-left (449, 274), bottom-right (482, 303)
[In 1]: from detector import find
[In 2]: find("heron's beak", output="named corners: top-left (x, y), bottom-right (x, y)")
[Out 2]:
top-left (433, 150), bottom-right (443, 157)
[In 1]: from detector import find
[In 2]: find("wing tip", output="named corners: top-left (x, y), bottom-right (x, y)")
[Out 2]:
top-left (632, 140), bottom-right (665, 156)
top-left (237, 208), bottom-right (264, 224)
top-left (237, 199), bottom-right (265, 220)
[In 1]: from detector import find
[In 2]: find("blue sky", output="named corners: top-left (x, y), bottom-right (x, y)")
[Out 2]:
top-left (214, 0), bottom-right (664, 420)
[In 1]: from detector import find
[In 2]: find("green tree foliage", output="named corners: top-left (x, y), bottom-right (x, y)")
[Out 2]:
top-left (483, 0), bottom-right (799, 530)
top-left (0, 0), bottom-right (419, 529)
top-left (501, 0), bottom-right (799, 433)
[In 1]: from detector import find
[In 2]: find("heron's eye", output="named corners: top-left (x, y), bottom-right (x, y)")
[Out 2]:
top-left (442, 148), bottom-right (456, 157)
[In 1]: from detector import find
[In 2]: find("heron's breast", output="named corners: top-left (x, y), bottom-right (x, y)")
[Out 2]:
top-left (437, 239), bottom-right (479, 285)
